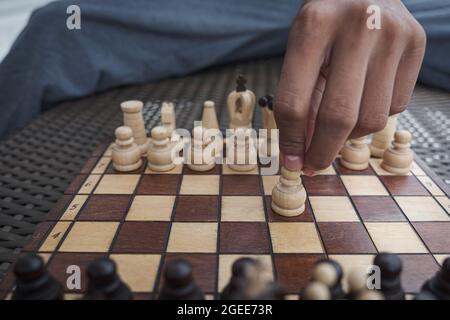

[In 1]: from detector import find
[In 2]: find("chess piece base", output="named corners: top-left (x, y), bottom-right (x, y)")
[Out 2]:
top-left (113, 159), bottom-right (143, 172)
top-left (340, 158), bottom-right (369, 171)
top-left (187, 163), bottom-right (216, 172)
top-left (380, 162), bottom-right (410, 175)
top-left (148, 162), bottom-right (176, 172)
top-left (369, 145), bottom-right (385, 158)
top-left (271, 201), bottom-right (305, 217)
top-left (228, 163), bottom-right (257, 172)
top-left (138, 139), bottom-right (150, 155)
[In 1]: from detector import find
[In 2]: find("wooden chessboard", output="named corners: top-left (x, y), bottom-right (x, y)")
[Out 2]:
top-left (1, 140), bottom-right (449, 300)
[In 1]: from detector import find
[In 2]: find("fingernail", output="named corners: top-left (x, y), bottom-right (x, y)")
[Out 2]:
top-left (284, 155), bottom-right (303, 171)
top-left (303, 168), bottom-right (316, 176)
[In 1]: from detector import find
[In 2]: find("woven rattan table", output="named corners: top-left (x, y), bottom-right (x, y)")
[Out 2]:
top-left (0, 56), bottom-right (449, 281)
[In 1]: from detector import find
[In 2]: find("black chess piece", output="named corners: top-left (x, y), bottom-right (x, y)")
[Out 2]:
top-left (221, 257), bottom-right (257, 300)
top-left (325, 260), bottom-right (346, 300)
top-left (374, 252), bottom-right (405, 300)
top-left (258, 95), bottom-right (274, 111)
top-left (83, 257), bottom-right (132, 300)
top-left (236, 74), bottom-right (247, 92)
top-left (158, 259), bottom-right (204, 300)
top-left (416, 257), bottom-right (450, 300)
top-left (12, 253), bottom-right (63, 300)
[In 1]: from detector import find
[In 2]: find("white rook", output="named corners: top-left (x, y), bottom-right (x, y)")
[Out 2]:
top-left (120, 100), bottom-right (149, 155)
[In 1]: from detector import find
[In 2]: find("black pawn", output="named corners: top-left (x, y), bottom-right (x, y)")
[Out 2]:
top-left (83, 257), bottom-right (132, 300)
top-left (221, 257), bottom-right (256, 300)
top-left (258, 95), bottom-right (274, 111)
top-left (159, 259), bottom-right (204, 300)
top-left (236, 74), bottom-right (247, 92)
top-left (325, 260), bottom-right (346, 300)
top-left (12, 253), bottom-right (63, 300)
top-left (417, 257), bottom-right (450, 300)
top-left (374, 253), bottom-right (405, 300)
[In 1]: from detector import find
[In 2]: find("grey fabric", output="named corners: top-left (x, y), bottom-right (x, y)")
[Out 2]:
top-left (0, 0), bottom-right (449, 138)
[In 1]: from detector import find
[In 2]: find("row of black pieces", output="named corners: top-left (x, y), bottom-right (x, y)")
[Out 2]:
top-left (9, 253), bottom-right (450, 300)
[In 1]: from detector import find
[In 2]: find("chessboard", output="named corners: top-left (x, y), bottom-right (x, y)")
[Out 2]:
top-left (0, 140), bottom-right (449, 300)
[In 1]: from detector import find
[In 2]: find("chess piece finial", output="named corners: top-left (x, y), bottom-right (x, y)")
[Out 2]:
top-left (159, 259), bottom-right (204, 300)
top-left (301, 281), bottom-right (331, 300)
top-left (271, 167), bottom-right (306, 217)
top-left (258, 95), bottom-right (277, 157)
top-left (227, 74), bottom-right (256, 129)
top-left (12, 253), bottom-right (64, 300)
top-left (340, 136), bottom-right (370, 170)
top-left (236, 74), bottom-right (247, 92)
top-left (120, 100), bottom-right (149, 154)
top-left (227, 128), bottom-right (257, 172)
top-left (112, 126), bottom-right (143, 172)
top-left (84, 258), bottom-right (132, 300)
top-left (381, 130), bottom-right (413, 174)
top-left (187, 126), bottom-right (216, 172)
top-left (147, 126), bottom-right (176, 172)
top-left (374, 252), bottom-right (405, 300)
top-left (202, 100), bottom-right (219, 130)
top-left (370, 114), bottom-right (399, 158)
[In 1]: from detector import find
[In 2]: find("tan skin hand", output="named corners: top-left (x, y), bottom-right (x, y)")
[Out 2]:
top-left (275, 0), bottom-right (426, 175)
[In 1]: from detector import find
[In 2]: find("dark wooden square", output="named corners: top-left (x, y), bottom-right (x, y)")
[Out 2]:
top-left (80, 157), bottom-right (101, 174)
top-left (334, 160), bottom-right (375, 175)
top-left (174, 196), bottom-right (218, 222)
top-left (352, 196), bottom-right (406, 222)
top-left (400, 254), bottom-right (440, 293)
top-left (219, 222), bottom-right (269, 253)
top-left (265, 196), bottom-right (313, 222)
top-left (162, 254), bottom-right (217, 294)
top-left (22, 222), bottom-right (54, 252)
top-left (136, 175), bottom-right (180, 195)
top-left (78, 195), bottom-right (131, 221)
top-left (65, 175), bottom-right (88, 194)
top-left (48, 253), bottom-right (107, 293)
top-left (302, 176), bottom-right (346, 196)
top-left (91, 143), bottom-right (108, 157)
top-left (106, 158), bottom-right (147, 174)
top-left (413, 222), bottom-right (450, 253)
top-left (221, 176), bottom-right (262, 196)
top-left (379, 176), bottom-right (429, 196)
top-left (317, 222), bottom-right (377, 254)
top-left (112, 222), bottom-right (169, 253)
top-left (274, 254), bottom-right (325, 293)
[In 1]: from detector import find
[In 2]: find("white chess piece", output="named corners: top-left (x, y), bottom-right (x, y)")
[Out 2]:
top-left (147, 126), bottom-right (176, 172)
top-left (161, 101), bottom-right (176, 137)
top-left (370, 114), bottom-right (398, 158)
top-left (340, 136), bottom-right (370, 170)
top-left (227, 128), bottom-right (257, 172)
top-left (271, 167), bottom-right (306, 217)
top-left (227, 75), bottom-right (255, 129)
top-left (202, 101), bottom-right (219, 130)
top-left (120, 100), bottom-right (149, 154)
top-left (381, 130), bottom-right (414, 174)
top-left (187, 126), bottom-right (216, 172)
top-left (112, 126), bottom-right (142, 172)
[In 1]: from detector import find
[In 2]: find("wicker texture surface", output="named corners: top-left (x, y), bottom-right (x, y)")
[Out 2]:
top-left (0, 56), bottom-right (449, 280)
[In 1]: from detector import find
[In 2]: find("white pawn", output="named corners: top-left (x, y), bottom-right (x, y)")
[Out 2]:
top-left (381, 130), bottom-right (414, 175)
top-left (187, 126), bottom-right (216, 172)
top-left (120, 100), bottom-right (149, 155)
top-left (147, 126), bottom-right (176, 172)
top-left (340, 136), bottom-right (370, 170)
top-left (301, 281), bottom-right (331, 300)
top-left (370, 114), bottom-right (399, 158)
top-left (112, 126), bottom-right (143, 172)
top-left (271, 167), bottom-right (306, 217)
top-left (227, 128), bottom-right (257, 172)
top-left (202, 101), bottom-right (219, 130)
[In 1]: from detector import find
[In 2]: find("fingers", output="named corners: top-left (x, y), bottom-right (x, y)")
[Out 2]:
top-left (274, 4), bottom-right (335, 171)
top-left (303, 35), bottom-right (372, 173)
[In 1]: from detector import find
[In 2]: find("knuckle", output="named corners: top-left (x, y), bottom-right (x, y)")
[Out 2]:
top-left (409, 22), bottom-right (427, 49)
top-left (355, 114), bottom-right (388, 134)
top-left (294, 2), bottom-right (330, 31)
top-left (321, 101), bottom-right (358, 132)
top-left (390, 104), bottom-right (407, 115)
top-left (274, 98), bottom-right (307, 123)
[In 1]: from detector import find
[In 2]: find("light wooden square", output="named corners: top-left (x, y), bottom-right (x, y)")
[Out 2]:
top-left (416, 176), bottom-right (445, 196)
top-left (126, 195), bottom-right (175, 221)
top-left (110, 254), bottom-right (161, 292)
top-left (269, 222), bottom-right (323, 253)
top-left (179, 175), bottom-right (220, 195)
top-left (92, 157), bottom-right (111, 174)
top-left (218, 254), bottom-right (273, 291)
top-left (94, 174), bottom-right (140, 194)
top-left (369, 158), bottom-right (412, 176)
top-left (61, 195), bottom-right (88, 221)
top-left (144, 164), bottom-right (183, 174)
top-left (167, 222), bottom-right (217, 253)
top-left (341, 175), bottom-right (388, 196)
top-left (59, 222), bottom-right (119, 252)
top-left (316, 166), bottom-right (336, 175)
top-left (309, 196), bottom-right (359, 222)
top-left (394, 196), bottom-right (449, 221)
top-left (221, 196), bottom-right (265, 221)
top-left (434, 255), bottom-right (450, 266)
top-left (410, 161), bottom-right (426, 176)
top-left (262, 175), bottom-right (279, 195)
top-left (223, 164), bottom-right (259, 175)
top-left (436, 196), bottom-right (450, 214)
top-left (78, 175), bottom-right (101, 194)
top-left (39, 222), bottom-right (71, 252)
top-left (329, 254), bottom-right (375, 291)
top-left (365, 222), bottom-right (427, 253)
